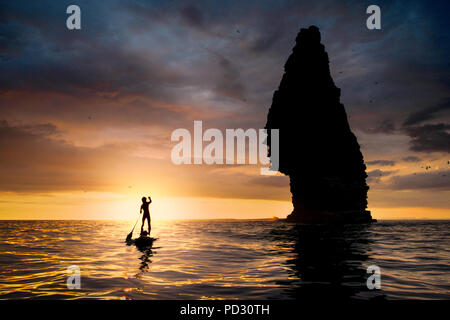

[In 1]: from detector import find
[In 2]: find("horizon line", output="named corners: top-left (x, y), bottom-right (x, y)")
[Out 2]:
top-left (1, 218), bottom-right (449, 221)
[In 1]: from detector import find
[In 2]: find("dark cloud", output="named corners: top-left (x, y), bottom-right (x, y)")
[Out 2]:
top-left (0, 23), bottom-right (29, 60)
top-left (246, 30), bottom-right (282, 53)
top-left (248, 175), bottom-right (289, 188)
top-left (401, 98), bottom-right (450, 154)
top-left (367, 169), bottom-right (396, 183)
top-left (402, 156), bottom-right (421, 162)
top-left (366, 160), bottom-right (396, 166)
top-left (404, 123), bottom-right (450, 153)
top-left (0, 38), bottom-right (186, 100)
top-left (403, 99), bottom-right (450, 126)
top-left (373, 119), bottom-right (396, 134)
top-left (388, 171), bottom-right (450, 190)
top-left (179, 5), bottom-right (205, 29)
top-left (214, 54), bottom-right (247, 101)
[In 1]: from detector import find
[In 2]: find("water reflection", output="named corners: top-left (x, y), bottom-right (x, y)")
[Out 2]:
top-left (270, 223), bottom-right (384, 300)
top-left (126, 240), bottom-right (156, 279)
top-left (137, 247), bottom-right (153, 278)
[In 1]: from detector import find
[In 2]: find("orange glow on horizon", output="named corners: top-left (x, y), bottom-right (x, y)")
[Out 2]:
top-left (1, 191), bottom-right (449, 220)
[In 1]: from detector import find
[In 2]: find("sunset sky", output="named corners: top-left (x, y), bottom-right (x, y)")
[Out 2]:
top-left (0, 0), bottom-right (449, 220)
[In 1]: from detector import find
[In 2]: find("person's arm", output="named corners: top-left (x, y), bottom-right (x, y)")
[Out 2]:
top-left (148, 196), bottom-right (152, 204)
top-left (140, 204), bottom-right (143, 213)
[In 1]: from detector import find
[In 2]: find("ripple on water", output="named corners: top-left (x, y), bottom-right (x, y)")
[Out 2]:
top-left (0, 220), bottom-right (449, 299)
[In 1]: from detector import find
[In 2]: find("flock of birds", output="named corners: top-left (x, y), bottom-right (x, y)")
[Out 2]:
top-left (413, 161), bottom-right (448, 177)
top-left (373, 161), bottom-right (448, 180)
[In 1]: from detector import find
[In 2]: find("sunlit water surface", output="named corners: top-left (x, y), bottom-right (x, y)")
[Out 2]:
top-left (0, 220), bottom-right (449, 299)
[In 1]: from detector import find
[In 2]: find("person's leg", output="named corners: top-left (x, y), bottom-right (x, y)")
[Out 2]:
top-left (147, 218), bottom-right (151, 236)
top-left (141, 215), bottom-right (145, 233)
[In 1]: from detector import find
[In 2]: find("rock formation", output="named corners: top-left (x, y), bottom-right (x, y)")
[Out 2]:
top-left (265, 26), bottom-right (373, 224)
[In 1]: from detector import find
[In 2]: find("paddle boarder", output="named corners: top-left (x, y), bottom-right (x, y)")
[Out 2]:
top-left (140, 196), bottom-right (152, 235)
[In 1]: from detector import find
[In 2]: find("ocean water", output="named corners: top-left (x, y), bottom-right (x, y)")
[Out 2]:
top-left (0, 220), bottom-right (449, 300)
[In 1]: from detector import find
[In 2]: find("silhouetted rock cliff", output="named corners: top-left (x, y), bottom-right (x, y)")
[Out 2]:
top-left (265, 26), bottom-right (373, 224)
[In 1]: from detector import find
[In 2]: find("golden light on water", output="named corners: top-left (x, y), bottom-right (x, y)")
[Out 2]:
top-left (1, 219), bottom-right (449, 299)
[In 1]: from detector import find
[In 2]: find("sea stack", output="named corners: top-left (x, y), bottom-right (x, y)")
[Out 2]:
top-left (265, 26), bottom-right (373, 224)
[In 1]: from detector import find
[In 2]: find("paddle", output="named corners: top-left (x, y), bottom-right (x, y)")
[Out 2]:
top-left (126, 213), bottom-right (141, 242)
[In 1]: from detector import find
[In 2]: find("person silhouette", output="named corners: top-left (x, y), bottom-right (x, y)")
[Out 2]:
top-left (140, 196), bottom-right (152, 235)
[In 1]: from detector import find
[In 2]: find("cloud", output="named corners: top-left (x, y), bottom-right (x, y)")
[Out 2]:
top-left (248, 175), bottom-right (289, 188)
top-left (0, 120), bottom-right (132, 192)
top-left (214, 54), bottom-right (247, 101)
top-left (388, 171), bottom-right (450, 190)
top-left (404, 123), bottom-right (450, 153)
top-left (179, 5), bottom-right (205, 30)
top-left (0, 37), bottom-right (187, 101)
top-left (0, 120), bottom-right (292, 200)
top-left (401, 98), bottom-right (450, 154)
top-left (0, 0), bottom-right (449, 202)
top-left (366, 160), bottom-right (396, 166)
top-left (246, 30), bottom-right (282, 54)
top-left (367, 169), bottom-right (396, 183)
top-left (403, 99), bottom-right (450, 126)
top-left (402, 156), bottom-right (421, 162)
top-left (372, 119), bottom-right (396, 134)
